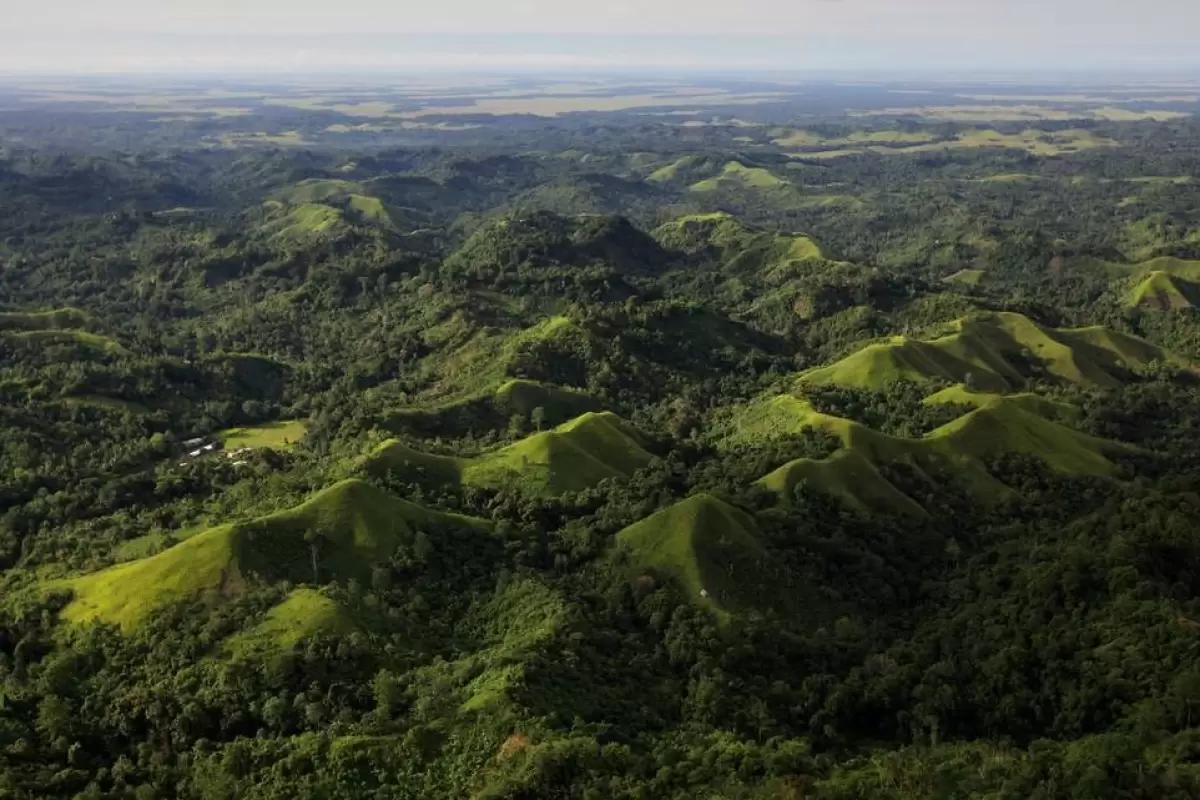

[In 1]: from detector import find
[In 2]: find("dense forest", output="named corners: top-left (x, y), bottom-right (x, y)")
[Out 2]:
top-left (5, 80), bottom-right (1200, 798)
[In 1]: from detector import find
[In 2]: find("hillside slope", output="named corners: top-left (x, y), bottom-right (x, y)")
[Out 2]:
top-left (731, 393), bottom-right (1131, 506)
top-left (56, 480), bottom-right (490, 631)
top-left (798, 311), bottom-right (1178, 391)
top-left (616, 494), bottom-right (778, 614)
top-left (368, 411), bottom-right (655, 495)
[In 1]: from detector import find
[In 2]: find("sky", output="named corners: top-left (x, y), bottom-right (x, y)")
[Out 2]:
top-left (2, 0), bottom-right (1200, 74)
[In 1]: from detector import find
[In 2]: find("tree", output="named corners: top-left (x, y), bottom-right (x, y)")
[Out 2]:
top-left (531, 406), bottom-right (547, 432)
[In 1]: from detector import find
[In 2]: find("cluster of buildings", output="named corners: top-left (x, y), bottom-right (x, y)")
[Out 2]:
top-left (178, 438), bottom-right (252, 468)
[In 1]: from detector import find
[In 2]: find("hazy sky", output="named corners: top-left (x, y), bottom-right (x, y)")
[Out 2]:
top-left (3, 0), bottom-right (1200, 73)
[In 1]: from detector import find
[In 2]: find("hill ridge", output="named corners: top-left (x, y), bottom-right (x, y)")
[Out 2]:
top-left (732, 392), bottom-right (1133, 506)
top-left (798, 311), bottom-right (1180, 391)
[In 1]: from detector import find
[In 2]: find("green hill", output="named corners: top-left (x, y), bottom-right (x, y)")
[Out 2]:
top-left (364, 440), bottom-right (464, 484)
top-left (1076, 255), bottom-right (1200, 309)
top-left (382, 379), bottom-right (605, 437)
top-left (270, 179), bottom-right (402, 231)
top-left (273, 178), bottom-right (361, 204)
top-left (922, 384), bottom-right (1082, 422)
top-left (733, 393), bottom-right (1131, 505)
top-left (440, 211), bottom-right (670, 283)
top-left (346, 194), bottom-right (395, 228)
top-left (652, 212), bottom-right (823, 265)
top-left (464, 411), bottom-right (655, 494)
top-left (368, 411), bottom-right (655, 495)
top-left (55, 480), bottom-right (490, 631)
top-left (798, 311), bottom-right (1179, 391)
top-left (644, 154), bottom-right (725, 185)
top-left (413, 315), bottom-right (595, 403)
top-left (759, 449), bottom-right (927, 516)
top-left (616, 494), bottom-right (777, 614)
top-left (222, 588), bottom-right (357, 659)
top-left (258, 201), bottom-right (348, 241)
top-left (1128, 270), bottom-right (1200, 309)
top-left (689, 161), bottom-right (787, 192)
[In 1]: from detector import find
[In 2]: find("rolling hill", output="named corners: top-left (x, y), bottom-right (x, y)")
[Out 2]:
top-left (798, 311), bottom-right (1179, 391)
top-left (222, 587), bottom-right (358, 659)
top-left (382, 379), bottom-right (605, 437)
top-left (922, 384), bottom-right (1082, 421)
top-left (55, 480), bottom-right (490, 631)
top-left (257, 201), bottom-right (349, 242)
top-left (440, 211), bottom-right (671, 283)
top-left (616, 493), bottom-right (778, 614)
top-left (367, 411), bottom-right (656, 495)
top-left (731, 392), bottom-right (1132, 506)
top-left (759, 449), bottom-right (927, 517)
top-left (689, 161), bottom-right (788, 192)
top-left (652, 212), bottom-right (823, 266)
top-left (1128, 270), bottom-right (1200, 309)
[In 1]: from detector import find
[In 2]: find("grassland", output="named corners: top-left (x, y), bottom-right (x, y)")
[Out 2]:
top-left (851, 105), bottom-right (1081, 122)
top-left (368, 411), bottom-right (655, 495)
top-left (259, 202), bottom-right (347, 241)
top-left (420, 315), bottom-right (577, 399)
top-left (771, 128), bottom-right (936, 148)
top-left (922, 384), bottom-right (1082, 422)
top-left (782, 128), bottom-right (1118, 160)
top-left (759, 449), bottom-right (926, 516)
top-left (943, 268), bottom-right (986, 286)
top-left (616, 494), bottom-right (776, 614)
top-left (646, 155), bottom-right (704, 184)
top-left (1128, 271), bottom-right (1200, 309)
top-left (222, 588), bottom-right (357, 658)
top-left (652, 212), bottom-right (824, 266)
top-left (689, 161), bottom-right (787, 192)
top-left (797, 312), bottom-right (1178, 391)
top-left (347, 194), bottom-right (394, 227)
top-left (55, 480), bottom-right (490, 631)
top-left (732, 392), bottom-right (1129, 506)
top-left (382, 379), bottom-right (605, 437)
top-left (220, 420), bottom-right (308, 450)
top-left (1100, 257), bottom-right (1200, 309)
top-left (274, 178), bottom-right (361, 204)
